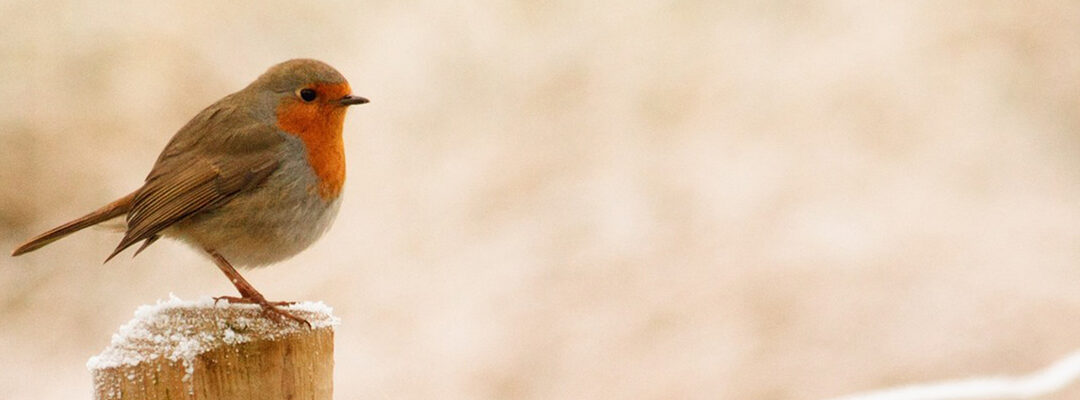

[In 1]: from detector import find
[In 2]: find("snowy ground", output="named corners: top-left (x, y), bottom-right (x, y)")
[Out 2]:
top-left (829, 350), bottom-right (1080, 400)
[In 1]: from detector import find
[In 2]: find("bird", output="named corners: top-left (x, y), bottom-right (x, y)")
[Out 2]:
top-left (10, 58), bottom-right (368, 326)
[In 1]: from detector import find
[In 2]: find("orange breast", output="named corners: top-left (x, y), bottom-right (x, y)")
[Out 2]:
top-left (275, 83), bottom-right (350, 200)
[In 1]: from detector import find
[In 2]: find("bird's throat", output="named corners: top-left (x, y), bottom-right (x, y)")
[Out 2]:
top-left (275, 102), bottom-right (347, 200)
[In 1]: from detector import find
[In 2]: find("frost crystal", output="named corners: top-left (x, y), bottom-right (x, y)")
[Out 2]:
top-left (87, 294), bottom-right (339, 384)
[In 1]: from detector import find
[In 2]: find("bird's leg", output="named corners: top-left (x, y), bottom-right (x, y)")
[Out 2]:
top-left (205, 248), bottom-right (310, 327)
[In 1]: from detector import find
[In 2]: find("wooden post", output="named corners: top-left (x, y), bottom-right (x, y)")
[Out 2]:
top-left (88, 296), bottom-right (338, 400)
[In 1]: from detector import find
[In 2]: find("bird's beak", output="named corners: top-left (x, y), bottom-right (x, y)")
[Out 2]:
top-left (339, 94), bottom-right (370, 106)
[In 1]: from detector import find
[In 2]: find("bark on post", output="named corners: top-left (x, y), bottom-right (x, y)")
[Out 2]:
top-left (88, 296), bottom-right (338, 400)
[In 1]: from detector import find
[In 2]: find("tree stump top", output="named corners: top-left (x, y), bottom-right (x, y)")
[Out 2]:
top-left (88, 295), bottom-right (339, 399)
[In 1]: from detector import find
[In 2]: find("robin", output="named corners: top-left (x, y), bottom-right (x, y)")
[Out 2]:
top-left (10, 59), bottom-right (368, 326)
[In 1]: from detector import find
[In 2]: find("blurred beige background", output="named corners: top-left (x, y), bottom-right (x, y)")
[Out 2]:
top-left (2, 1), bottom-right (1080, 399)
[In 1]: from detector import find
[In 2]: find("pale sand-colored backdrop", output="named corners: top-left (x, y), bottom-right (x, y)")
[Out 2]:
top-left (2, 1), bottom-right (1079, 399)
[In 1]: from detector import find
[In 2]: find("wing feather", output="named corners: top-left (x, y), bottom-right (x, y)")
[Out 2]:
top-left (104, 102), bottom-right (284, 262)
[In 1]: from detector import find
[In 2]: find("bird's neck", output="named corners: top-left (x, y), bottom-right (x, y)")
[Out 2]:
top-left (276, 106), bottom-right (347, 200)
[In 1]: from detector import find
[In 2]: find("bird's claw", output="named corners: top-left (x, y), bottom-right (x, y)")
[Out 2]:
top-left (212, 295), bottom-right (310, 328)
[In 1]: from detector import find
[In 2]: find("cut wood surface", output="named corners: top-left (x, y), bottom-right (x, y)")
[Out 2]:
top-left (88, 296), bottom-right (339, 400)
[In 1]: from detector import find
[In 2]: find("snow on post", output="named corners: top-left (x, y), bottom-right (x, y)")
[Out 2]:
top-left (88, 295), bottom-right (339, 400)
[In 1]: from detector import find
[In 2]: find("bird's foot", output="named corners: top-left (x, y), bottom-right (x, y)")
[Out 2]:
top-left (213, 295), bottom-right (296, 307)
top-left (213, 295), bottom-right (310, 328)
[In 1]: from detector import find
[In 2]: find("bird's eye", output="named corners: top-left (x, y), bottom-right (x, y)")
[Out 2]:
top-left (299, 88), bottom-right (317, 102)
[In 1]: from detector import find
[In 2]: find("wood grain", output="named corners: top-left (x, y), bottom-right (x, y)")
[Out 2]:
top-left (90, 302), bottom-right (335, 400)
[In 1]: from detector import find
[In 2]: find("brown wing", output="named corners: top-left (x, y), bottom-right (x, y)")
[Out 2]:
top-left (105, 153), bottom-right (279, 261)
top-left (105, 95), bottom-right (285, 261)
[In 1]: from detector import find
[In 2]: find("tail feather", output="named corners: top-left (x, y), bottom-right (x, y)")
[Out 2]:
top-left (11, 192), bottom-right (136, 257)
